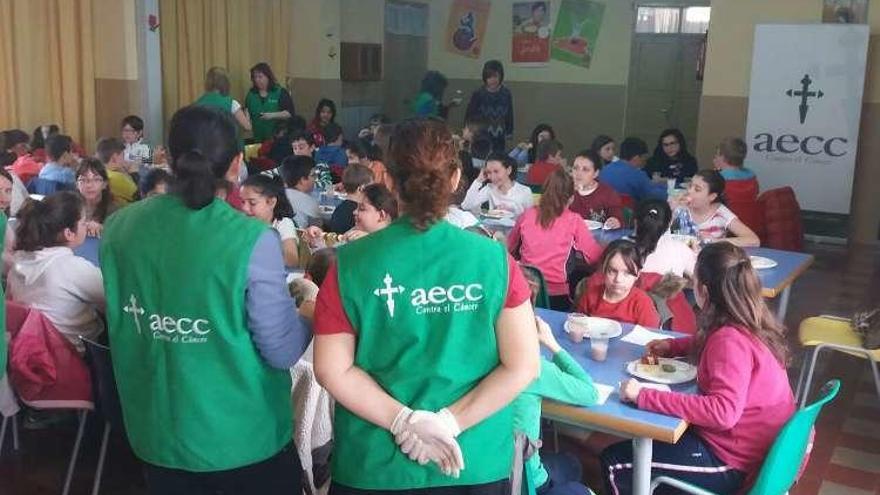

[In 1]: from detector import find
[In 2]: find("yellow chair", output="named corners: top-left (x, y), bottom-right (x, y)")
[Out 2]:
top-left (244, 143), bottom-right (262, 161)
top-left (795, 316), bottom-right (880, 408)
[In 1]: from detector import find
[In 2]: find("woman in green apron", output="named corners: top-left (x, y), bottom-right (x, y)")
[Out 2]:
top-left (101, 105), bottom-right (311, 494)
top-left (195, 67), bottom-right (252, 133)
top-left (313, 117), bottom-right (540, 495)
top-left (244, 62), bottom-right (295, 142)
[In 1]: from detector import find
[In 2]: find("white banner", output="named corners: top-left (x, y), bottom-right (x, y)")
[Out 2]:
top-left (745, 24), bottom-right (869, 214)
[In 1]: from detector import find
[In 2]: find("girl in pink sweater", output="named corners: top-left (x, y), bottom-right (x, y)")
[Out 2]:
top-left (508, 169), bottom-right (603, 310)
top-left (602, 242), bottom-right (794, 495)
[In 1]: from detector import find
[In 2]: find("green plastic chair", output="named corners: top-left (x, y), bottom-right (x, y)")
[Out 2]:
top-left (650, 379), bottom-right (840, 495)
top-left (520, 264), bottom-right (551, 309)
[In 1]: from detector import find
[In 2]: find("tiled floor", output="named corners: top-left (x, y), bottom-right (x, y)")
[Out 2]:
top-left (1, 241), bottom-right (879, 494)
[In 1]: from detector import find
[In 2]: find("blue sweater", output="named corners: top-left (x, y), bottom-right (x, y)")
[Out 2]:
top-left (598, 159), bottom-right (667, 201)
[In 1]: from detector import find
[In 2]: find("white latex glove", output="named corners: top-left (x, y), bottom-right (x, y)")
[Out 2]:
top-left (393, 409), bottom-right (464, 477)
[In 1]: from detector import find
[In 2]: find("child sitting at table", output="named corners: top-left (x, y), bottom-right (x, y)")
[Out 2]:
top-left (461, 154), bottom-right (534, 219)
top-left (525, 139), bottom-right (565, 186)
top-left (508, 169), bottom-right (603, 311)
top-left (315, 123), bottom-right (348, 175)
top-left (240, 175), bottom-right (300, 267)
top-left (671, 169), bottom-right (760, 247)
top-left (76, 158), bottom-right (115, 238)
top-left (569, 149), bottom-right (623, 229)
top-left (512, 309), bottom-right (598, 495)
top-left (606, 242), bottom-right (794, 495)
top-left (305, 183), bottom-right (397, 247)
top-left (95, 137), bottom-right (139, 207)
top-left (326, 163), bottom-right (373, 234)
top-left (290, 247), bottom-right (337, 320)
top-left (7, 191), bottom-right (105, 353)
top-left (139, 168), bottom-right (170, 198)
top-left (509, 123), bottom-right (555, 167)
top-left (281, 155), bottom-right (321, 228)
top-left (635, 199), bottom-right (696, 279)
top-left (575, 239), bottom-right (660, 327)
top-left (344, 141), bottom-right (370, 169)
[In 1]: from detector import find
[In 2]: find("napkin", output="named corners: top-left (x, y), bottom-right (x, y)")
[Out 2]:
top-left (621, 325), bottom-right (673, 346)
top-left (593, 382), bottom-right (616, 405)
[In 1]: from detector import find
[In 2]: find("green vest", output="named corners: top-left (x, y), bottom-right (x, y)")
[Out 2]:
top-left (100, 195), bottom-right (292, 472)
top-left (245, 86), bottom-right (283, 142)
top-left (0, 213), bottom-right (6, 375)
top-left (194, 92), bottom-right (243, 150)
top-left (333, 218), bottom-right (513, 489)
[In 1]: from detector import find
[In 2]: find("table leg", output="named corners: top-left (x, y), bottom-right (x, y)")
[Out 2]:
top-left (776, 287), bottom-right (791, 322)
top-left (632, 437), bottom-right (654, 495)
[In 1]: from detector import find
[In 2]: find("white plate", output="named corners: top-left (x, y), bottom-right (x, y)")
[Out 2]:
top-left (563, 317), bottom-right (623, 339)
top-left (626, 358), bottom-right (697, 385)
top-left (750, 255), bottom-right (778, 270)
top-left (585, 220), bottom-right (603, 231)
top-left (482, 209), bottom-right (513, 220)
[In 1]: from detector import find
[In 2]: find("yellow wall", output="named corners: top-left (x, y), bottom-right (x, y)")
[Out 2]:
top-left (289, 0), bottom-right (341, 80)
top-left (701, 0), bottom-right (821, 98)
top-left (418, 0), bottom-right (633, 85)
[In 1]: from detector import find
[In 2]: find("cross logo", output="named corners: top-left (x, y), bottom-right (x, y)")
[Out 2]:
top-left (123, 294), bottom-right (145, 334)
top-left (785, 74), bottom-right (824, 124)
top-left (373, 273), bottom-right (405, 318)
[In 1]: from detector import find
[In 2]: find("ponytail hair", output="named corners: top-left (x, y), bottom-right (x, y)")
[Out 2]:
top-left (167, 105), bottom-right (239, 210)
top-left (241, 174), bottom-right (295, 221)
top-left (694, 242), bottom-right (788, 365)
top-left (388, 118), bottom-right (457, 230)
top-left (15, 192), bottom-right (83, 252)
top-left (537, 169), bottom-right (574, 229)
top-left (634, 199), bottom-right (672, 260)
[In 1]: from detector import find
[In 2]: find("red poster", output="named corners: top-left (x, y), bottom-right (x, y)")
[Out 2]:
top-left (512, 2), bottom-right (551, 65)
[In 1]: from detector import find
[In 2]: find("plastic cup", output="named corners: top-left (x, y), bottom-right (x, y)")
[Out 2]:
top-left (667, 178), bottom-right (677, 193)
top-left (590, 334), bottom-right (609, 362)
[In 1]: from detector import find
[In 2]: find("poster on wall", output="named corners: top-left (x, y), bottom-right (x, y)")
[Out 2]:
top-left (512, 2), bottom-right (551, 65)
top-left (823, 0), bottom-right (869, 24)
top-left (744, 24), bottom-right (869, 214)
top-left (445, 0), bottom-right (491, 59)
top-left (550, 0), bottom-right (605, 68)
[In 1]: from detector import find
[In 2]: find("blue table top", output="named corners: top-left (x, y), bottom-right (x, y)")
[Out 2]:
top-left (536, 308), bottom-right (693, 443)
top-left (744, 247), bottom-right (814, 297)
top-left (73, 236), bottom-right (100, 266)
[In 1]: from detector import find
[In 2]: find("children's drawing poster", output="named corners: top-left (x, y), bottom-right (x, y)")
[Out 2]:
top-left (550, 0), bottom-right (605, 68)
top-left (512, 2), bottom-right (551, 65)
top-left (446, 0), bottom-right (491, 58)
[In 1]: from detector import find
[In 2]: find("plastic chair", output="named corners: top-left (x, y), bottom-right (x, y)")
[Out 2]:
top-left (520, 264), bottom-right (551, 309)
top-left (650, 380), bottom-right (840, 495)
top-left (80, 336), bottom-right (126, 495)
top-left (795, 316), bottom-right (880, 408)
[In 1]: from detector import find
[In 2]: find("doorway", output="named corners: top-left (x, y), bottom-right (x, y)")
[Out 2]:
top-left (383, 1), bottom-right (429, 121)
top-left (624, 5), bottom-right (710, 152)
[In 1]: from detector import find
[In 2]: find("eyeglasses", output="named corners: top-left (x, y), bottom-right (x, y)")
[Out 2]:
top-left (77, 177), bottom-right (105, 185)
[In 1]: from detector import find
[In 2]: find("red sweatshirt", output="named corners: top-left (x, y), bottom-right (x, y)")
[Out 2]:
top-left (569, 182), bottom-right (624, 224)
top-left (576, 275), bottom-right (660, 327)
top-left (637, 326), bottom-right (795, 478)
top-left (526, 160), bottom-right (561, 186)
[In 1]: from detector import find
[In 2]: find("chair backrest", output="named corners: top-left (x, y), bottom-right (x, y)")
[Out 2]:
top-left (757, 186), bottom-right (804, 251)
top-left (520, 264), bottom-right (551, 309)
top-left (80, 337), bottom-right (125, 431)
top-left (748, 380), bottom-right (840, 495)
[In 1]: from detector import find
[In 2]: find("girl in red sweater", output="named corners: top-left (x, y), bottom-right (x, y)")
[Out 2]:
top-left (603, 242), bottom-right (794, 495)
top-left (575, 240), bottom-right (660, 328)
top-left (569, 149), bottom-right (623, 229)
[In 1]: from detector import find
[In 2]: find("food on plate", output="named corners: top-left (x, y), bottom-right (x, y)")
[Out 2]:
top-left (640, 354), bottom-right (659, 366)
top-left (661, 363), bottom-right (677, 373)
top-left (636, 363), bottom-right (661, 375)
